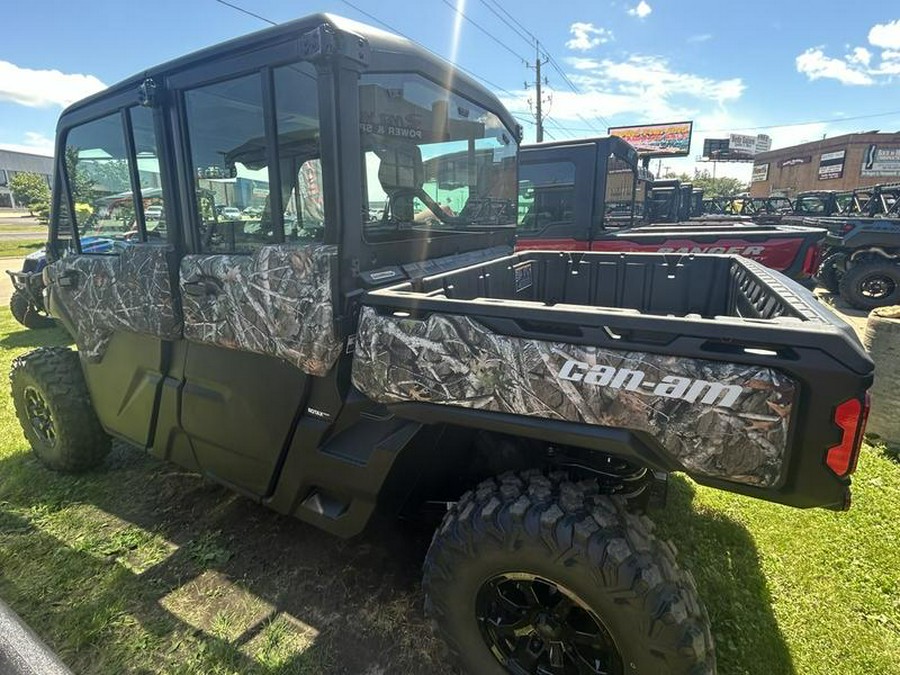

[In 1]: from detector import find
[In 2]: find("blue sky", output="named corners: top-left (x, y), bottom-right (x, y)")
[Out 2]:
top-left (1, 0), bottom-right (899, 180)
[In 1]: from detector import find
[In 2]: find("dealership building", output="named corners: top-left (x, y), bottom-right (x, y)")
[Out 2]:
top-left (0, 148), bottom-right (54, 208)
top-left (749, 131), bottom-right (900, 197)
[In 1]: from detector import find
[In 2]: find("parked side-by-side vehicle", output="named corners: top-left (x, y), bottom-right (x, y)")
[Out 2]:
top-left (516, 138), bottom-right (826, 281)
top-left (9, 14), bottom-right (873, 675)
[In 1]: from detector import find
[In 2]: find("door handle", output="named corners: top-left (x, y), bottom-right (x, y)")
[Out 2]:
top-left (182, 279), bottom-right (221, 297)
top-left (56, 270), bottom-right (79, 288)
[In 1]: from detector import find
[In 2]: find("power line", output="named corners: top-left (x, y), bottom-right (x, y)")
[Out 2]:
top-left (212, 0), bottom-right (275, 25)
top-left (437, 0), bottom-right (528, 64)
top-left (480, 0), bottom-right (535, 45)
top-left (210, 0), bottom-right (522, 100)
top-left (336, 0), bottom-right (520, 99)
top-left (528, 108), bottom-right (900, 137)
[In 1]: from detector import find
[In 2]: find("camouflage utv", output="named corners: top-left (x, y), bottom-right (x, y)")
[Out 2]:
top-left (10, 14), bottom-right (873, 675)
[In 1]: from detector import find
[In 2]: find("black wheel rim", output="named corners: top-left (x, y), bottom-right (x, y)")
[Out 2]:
top-left (476, 573), bottom-right (624, 675)
top-left (859, 274), bottom-right (896, 300)
top-left (23, 386), bottom-right (56, 443)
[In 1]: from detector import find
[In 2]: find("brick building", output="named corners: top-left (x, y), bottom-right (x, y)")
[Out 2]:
top-left (749, 131), bottom-right (900, 197)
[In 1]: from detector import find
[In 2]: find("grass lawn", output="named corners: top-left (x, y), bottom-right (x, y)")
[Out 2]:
top-left (0, 308), bottom-right (898, 674)
top-left (0, 239), bottom-right (44, 259)
top-left (0, 222), bottom-right (47, 233)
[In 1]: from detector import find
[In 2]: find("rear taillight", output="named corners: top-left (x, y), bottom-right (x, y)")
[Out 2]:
top-left (802, 244), bottom-right (821, 277)
top-left (826, 393), bottom-right (870, 477)
top-left (841, 223), bottom-right (855, 233)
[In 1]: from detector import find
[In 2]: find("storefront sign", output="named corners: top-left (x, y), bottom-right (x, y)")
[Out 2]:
top-left (779, 156), bottom-right (811, 168)
top-left (818, 150), bottom-right (845, 181)
top-left (751, 163), bottom-right (769, 182)
top-left (861, 145), bottom-right (900, 177)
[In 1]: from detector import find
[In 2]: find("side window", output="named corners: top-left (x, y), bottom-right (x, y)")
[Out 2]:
top-left (185, 74), bottom-right (271, 253)
top-left (517, 161), bottom-right (575, 235)
top-left (129, 106), bottom-right (168, 240)
top-left (64, 112), bottom-right (136, 254)
top-left (273, 62), bottom-right (324, 243)
top-left (602, 154), bottom-right (636, 229)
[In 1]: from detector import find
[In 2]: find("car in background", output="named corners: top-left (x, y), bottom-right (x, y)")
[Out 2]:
top-left (220, 206), bottom-right (242, 220)
top-left (145, 205), bottom-right (164, 220)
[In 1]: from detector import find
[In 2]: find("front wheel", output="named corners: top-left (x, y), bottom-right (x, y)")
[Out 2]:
top-left (839, 259), bottom-right (900, 310)
top-left (423, 471), bottom-right (715, 674)
top-left (815, 253), bottom-right (846, 294)
top-left (9, 289), bottom-right (54, 329)
top-left (10, 347), bottom-right (111, 472)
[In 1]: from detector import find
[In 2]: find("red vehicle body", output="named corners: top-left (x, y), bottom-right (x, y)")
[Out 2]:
top-left (517, 137), bottom-right (825, 280)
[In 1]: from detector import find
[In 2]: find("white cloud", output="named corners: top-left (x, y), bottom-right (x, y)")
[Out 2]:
top-left (0, 131), bottom-right (54, 156)
top-left (847, 46), bottom-right (872, 66)
top-left (868, 19), bottom-right (900, 49)
top-left (566, 22), bottom-right (613, 51)
top-left (502, 54), bottom-right (744, 139)
top-left (627, 1), bottom-right (652, 19)
top-left (795, 47), bottom-right (874, 85)
top-left (687, 34), bottom-right (713, 44)
top-left (0, 60), bottom-right (105, 108)
top-left (796, 20), bottom-right (900, 86)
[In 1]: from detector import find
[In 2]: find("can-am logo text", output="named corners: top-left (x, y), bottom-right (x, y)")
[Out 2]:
top-left (557, 359), bottom-right (743, 409)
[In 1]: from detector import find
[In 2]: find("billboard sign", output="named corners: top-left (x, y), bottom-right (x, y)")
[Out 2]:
top-left (861, 145), bottom-right (900, 177)
top-left (729, 133), bottom-right (757, 155)
top-left (608, 121), bottom-right (693, 157)
top-left (818, 150), bottom-right (845, 181)
top-left (703, 138), bottom-right (730, 158)
top-left (755, 134), bottom-right (772, 154)
top-left (751, 163), bottom-right (769, 182)
top-left (779, 156), bottom-right (812, 168)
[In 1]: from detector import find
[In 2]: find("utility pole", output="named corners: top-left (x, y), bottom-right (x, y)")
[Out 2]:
top-left (535, 54), bottom-right (544, 142)
top-left (527, 41), bottom-right (550, 142)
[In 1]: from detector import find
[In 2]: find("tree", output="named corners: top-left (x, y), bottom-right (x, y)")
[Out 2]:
top-left (8, 172), bottom-right (50, 215)
top-left (668, 170), bottom-right (748, 199)
top-left (65, 146), bottom-right (97, 205)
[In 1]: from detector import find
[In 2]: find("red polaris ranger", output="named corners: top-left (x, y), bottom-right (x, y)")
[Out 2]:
top-left (517, 137), bottom-right (825, 281)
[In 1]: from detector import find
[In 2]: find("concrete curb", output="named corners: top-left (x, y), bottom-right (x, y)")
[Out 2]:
top-left (0, 599), bottom-right (72, 675)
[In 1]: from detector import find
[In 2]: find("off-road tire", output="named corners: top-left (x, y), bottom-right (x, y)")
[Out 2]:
top-left (10, 347), bottom-right (110, 472)
top-left (815, 253), bottom-right (846, 294)
top-left (423, 471), bottom-right (715, 674)
top-left (838, 259), bottom-right (900, 310)
top-left (9, 289), bottom-right (53, 329)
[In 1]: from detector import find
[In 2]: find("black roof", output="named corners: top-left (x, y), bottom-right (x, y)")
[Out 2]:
top-left (60, 13), bottom-right (516, 134)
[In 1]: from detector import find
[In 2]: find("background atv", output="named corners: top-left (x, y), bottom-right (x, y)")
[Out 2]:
top-left (814, 216), bottom-right (900, 309)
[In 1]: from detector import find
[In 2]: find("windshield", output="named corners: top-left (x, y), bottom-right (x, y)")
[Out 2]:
top-left (359, 73), bottom-right (517, 243)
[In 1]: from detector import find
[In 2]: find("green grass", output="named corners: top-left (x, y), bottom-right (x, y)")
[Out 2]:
top-left (0, 307), bottom-right (898, 673)
top-left (0, 239), bottom-right (44, 259)
top-left (0, 222), bottom-right (47, 233)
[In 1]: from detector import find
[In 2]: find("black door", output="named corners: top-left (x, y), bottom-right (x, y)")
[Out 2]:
top-left (168, 53), bottom-right (343, 496)
top-left (46, 99), bottom-right (181, 448)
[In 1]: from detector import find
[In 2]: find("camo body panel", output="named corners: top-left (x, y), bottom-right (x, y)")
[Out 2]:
top-left (49, 244), bottom-right (182, 361)
top-left (351, 307), bottom-right (796, 487)
top-left (180, 244), bottom-right (341, 377)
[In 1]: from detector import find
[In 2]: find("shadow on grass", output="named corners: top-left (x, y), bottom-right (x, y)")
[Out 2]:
top-left (653, 475), bottom-right (796, 675)
top-left (0, 443), bottom-right (796, 674)
top-left (0, 324), bottom-right (72, 350)
top-left (0, 443), bottom-right (442, 675)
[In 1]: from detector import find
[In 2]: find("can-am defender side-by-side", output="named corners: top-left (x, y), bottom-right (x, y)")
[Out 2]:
top-left (10, 15), bottom-right (873, 675)
top-left (516, 138), bottom-right (826, 281)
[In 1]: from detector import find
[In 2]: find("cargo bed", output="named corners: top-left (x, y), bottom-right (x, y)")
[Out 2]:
top-left (352, 251), bottom-right (872, 510)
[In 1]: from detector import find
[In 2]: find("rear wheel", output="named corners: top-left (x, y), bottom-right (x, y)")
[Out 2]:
top-left (423, 471), bottom-right (714, 674)
top-left (10, 347), bottom-right (111, 472)
top-left (9, 289), bottom-right (53, 329)
top-left (839, 259), bottom-right (900, 310)
top-left (815, 253), bottom-right (846, 293)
